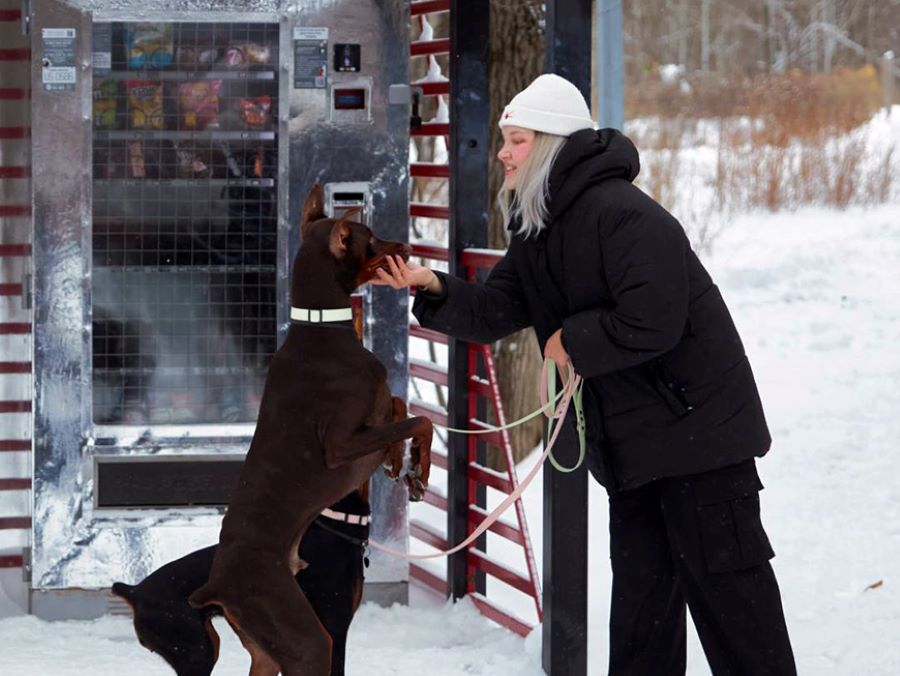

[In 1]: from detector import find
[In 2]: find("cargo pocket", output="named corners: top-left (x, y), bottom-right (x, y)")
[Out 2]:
top-left (694, 465), bottom-right (774, 574)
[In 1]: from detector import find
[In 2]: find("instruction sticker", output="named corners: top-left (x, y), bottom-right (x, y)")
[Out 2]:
top-left (293, 27), bottom-right (329, 89)
top-left (42, 27), bottom-right (77, 91)
top-left (93, 23), bottom-right (112, 75)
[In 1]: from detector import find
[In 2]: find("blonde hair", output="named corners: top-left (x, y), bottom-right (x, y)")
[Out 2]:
top-left (498, 131), bottom-right (567, 240)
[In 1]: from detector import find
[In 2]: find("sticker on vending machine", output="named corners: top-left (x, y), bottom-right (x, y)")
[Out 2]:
top-left (293, 27), bottom-right (329, 89)
top-left (41, 28), bottom-right (77, 92)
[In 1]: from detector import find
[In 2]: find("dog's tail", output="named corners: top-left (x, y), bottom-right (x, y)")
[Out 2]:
top-left (188, 583), bottom-right (219, 610)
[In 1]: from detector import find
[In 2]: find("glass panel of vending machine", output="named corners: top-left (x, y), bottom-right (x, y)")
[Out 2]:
top-left (90, 22), bottom-right (279, 425)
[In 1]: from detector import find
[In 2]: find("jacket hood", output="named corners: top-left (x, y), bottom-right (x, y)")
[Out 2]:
top-left (547, 128), bottom-right (640, 220)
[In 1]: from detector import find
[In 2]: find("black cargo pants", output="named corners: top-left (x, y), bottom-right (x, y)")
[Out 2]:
top-left (607, 460), bottom-right (796, 676)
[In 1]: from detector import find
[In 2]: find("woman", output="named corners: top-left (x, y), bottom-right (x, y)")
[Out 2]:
top-left (375, 74), bottom-right (796, 675)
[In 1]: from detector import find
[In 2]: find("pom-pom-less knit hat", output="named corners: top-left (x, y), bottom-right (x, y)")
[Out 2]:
top-left (498, 74), bottom-right (596, 137)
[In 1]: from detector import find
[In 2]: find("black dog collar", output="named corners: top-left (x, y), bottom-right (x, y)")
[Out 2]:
top-left (312, 517), bottom-right (372, 568)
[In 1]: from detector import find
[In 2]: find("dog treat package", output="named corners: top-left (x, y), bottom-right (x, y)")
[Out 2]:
top-left (238, 95), bottom-right (272, 128)
top-left (174, 142), bottom-right (210, 178)
top-left (223, 43), bottom-right (272, 68)
top-left (127, 80), bottom-right (165, 129)
top-left (92, 79), bottom-right (119, 129)
top-left (124, 23), bottom-right (174, 69)
top-left (178, 80), bottom-right (223, 130)
top-left (128, 140), bottom-right (146, 178)
top-left (176, 45), bottom-right (219, 70)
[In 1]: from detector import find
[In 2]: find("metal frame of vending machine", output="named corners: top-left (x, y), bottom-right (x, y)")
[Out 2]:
top-left (30, 0), bottom-right (410, 619)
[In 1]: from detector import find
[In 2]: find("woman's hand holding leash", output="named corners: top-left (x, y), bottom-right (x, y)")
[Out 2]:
top-left (544, 328), bottom-right (570, 372)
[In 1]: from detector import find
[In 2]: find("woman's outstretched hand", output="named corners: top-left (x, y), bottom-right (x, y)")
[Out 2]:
top-left (371, 255), bottom-right (443, 294)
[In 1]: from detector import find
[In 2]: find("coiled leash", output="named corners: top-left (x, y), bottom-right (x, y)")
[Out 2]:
top-left (434, 359), bottom-right (586, 472)
top-left (368, 358), bottom-right (584, 560)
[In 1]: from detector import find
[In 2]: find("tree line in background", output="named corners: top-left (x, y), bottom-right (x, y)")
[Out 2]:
top-left (625, 0), bottom-right (899, 77)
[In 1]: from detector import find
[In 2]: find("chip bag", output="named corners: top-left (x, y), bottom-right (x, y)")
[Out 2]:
top-left (125, 23), bottom-right (174, 69)
top-left (127, 80), bottom-right (164, 129)
top-left (178, 80), bottom-right (223, 130)
top-left (223, 43), bottom-right (272, 68)
top-left (93, 79), bottom-right (118, 129)
top-left (238, 95), bottom-right (272, 128)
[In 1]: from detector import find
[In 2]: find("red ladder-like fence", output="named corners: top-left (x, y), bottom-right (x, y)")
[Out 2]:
top-left (0, 4), bottom-right (32, 572)
top-left (406, 0), bottom-right (543, 636)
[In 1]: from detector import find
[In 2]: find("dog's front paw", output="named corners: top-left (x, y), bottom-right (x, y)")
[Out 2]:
top-left (404, 464), bottom-right (428, 502)
top-left (383, 443), bottom-right (404, 480)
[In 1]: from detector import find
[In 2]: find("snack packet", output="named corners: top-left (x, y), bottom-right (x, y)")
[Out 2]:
top-left (238, 95), bottom-right (272, 128)
top-left (125, 23), bottom-right (174, 69)
top-left (223, 43), bottom-right (272, 68)
top-left (127, 80), bottom-right (164, 130)
top-left (128, 140), bottom-right (146, 178)
top-left (178, 80), bottom-right (223, 130)
top-left (93, 79), bottom-right (118, 129)
top-left (174, 143), bottom-right (209, 177)
top-left (177, 46), bottom-right (219, 70)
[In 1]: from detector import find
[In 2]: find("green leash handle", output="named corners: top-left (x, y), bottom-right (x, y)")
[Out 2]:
top-left (543, 360), bottom-right (586, 473)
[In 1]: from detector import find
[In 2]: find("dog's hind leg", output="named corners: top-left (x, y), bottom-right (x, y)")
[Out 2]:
top-left (222, 610), bottom-right (280, 676)
top-left (220, 568), bottom-right (333, 676)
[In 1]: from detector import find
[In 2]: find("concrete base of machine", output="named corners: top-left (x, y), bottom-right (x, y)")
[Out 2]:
top-left (360, 580), bottom-right (408, 607)
top-left (30, 580), bottom-right (409, 621)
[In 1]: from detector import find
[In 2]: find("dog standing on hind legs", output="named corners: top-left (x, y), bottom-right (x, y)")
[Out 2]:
top-left (188, 184), bottom-right (432, 676)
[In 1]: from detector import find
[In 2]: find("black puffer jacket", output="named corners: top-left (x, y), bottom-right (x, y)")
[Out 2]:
top-left (412, 128), bottom-right (770, 492)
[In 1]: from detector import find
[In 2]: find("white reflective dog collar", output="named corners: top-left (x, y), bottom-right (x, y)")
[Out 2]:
top-left (290, 306), bottom-right (354, 323)
top-left (320, 507), bottom-right (370, 526)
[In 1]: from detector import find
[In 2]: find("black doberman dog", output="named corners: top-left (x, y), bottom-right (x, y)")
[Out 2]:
top-left (112, 489), bottom-right (371, 676)
top-left (185, 184), bottom-right (433, 675)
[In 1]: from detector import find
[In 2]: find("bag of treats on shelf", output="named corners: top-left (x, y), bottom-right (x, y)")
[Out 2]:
top-left (176, 45), bottom-right (219, 71)
top-left (238, 95), bottom-right (272, 128)
top-left (127, 80), bottom-right (165, 129)
top-left (93, 79), bottom-right (118, 129)
top-left (178, 80), bottom-right (223, 130)
top-left (223, 43), bottom-right (272, 69)
top-left (124, 23), bottom-right (174, 69)
top-left (174, 143), bottom-right (209, 178)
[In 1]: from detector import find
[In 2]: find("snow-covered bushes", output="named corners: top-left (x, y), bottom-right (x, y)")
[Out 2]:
top-left (626, 67), bottom-right (897, 252)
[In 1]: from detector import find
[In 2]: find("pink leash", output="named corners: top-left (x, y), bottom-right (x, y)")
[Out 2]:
top-left (368, 359), bottom-right (582, 560)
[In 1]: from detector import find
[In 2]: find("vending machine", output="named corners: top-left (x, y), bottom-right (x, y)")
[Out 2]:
top-left (29, 0), bottom-right (411, 618)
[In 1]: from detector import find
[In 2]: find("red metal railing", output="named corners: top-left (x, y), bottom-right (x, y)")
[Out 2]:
top-left (0, 7), bottom-right (32, 572)
top-left (407, 244), bottom-right (543, 636)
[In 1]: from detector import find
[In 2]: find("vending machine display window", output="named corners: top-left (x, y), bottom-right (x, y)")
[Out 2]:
top-left (91, 22), bottom-right (280, 425)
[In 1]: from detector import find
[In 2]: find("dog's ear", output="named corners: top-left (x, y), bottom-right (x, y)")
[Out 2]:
top-left (337, 206), bottom-right (363, 223)
top-left (300, 184), bottom-right (326, 237)
top-left (329, 219), bottom-right (352, 259)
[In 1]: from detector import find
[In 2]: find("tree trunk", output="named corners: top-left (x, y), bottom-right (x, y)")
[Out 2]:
top-left (485, 0), bottom-right (545, 469)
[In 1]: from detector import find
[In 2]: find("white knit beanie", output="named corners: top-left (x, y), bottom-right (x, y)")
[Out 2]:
top-left (498, 74), bottom-right (596, 137)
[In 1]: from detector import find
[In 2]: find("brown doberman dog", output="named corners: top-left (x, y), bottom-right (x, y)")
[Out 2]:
top-left (112, 487), bottom-right (372, 676)
top-left (188, 184), bottom-right (432, 675)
